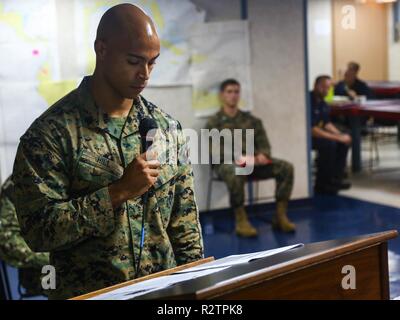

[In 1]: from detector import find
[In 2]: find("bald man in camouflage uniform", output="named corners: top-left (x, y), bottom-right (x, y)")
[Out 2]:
top-left (0, 176), bottom-right (49, 296)
top-left (12, 4), bottom-right (203, 299)
top-left (206, 79), bottom-right (295, 237)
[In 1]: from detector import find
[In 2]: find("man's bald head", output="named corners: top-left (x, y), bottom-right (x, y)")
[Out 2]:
top-left (96, 3), bottom-right (158, 45)
top-left (93, 3), bottom-right (160, 100)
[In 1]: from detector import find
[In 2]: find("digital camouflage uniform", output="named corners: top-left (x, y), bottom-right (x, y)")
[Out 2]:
top-left (206, 110), bottom-right (294, 209)
top-left (0, 176), bottom-right (49, 296)
top-left (11, 76), bottom-right (204, 300)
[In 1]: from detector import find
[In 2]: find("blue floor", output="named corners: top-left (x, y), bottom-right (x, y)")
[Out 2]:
top-left (4, 195), bottom-right (400, 299)
top-left (200, 195), bottom-right (400, 299)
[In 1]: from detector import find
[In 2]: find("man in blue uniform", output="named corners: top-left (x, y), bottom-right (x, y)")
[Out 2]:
top-left (334, 62), bottom-right (373, 100)
top-left (311, 75), bottom-right (352, 194)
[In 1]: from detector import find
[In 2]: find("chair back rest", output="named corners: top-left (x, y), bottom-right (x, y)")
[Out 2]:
top-left (0, 260), bottom-right (12, 300)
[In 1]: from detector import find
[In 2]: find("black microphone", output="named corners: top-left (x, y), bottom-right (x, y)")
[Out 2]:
top-left (136, 117), bottom-right (158, 278)
top-left (139, 117), bottom-right (158, 153)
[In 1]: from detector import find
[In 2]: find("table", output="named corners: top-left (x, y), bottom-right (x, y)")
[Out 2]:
top-left (73, 230), bottom-right (398, 300)
top-left (70, 257), bottom-right (215, 300)
top-left (367, 81), bottom-right (400, 99)
top-left (330, 100), bottom-right (400, 172)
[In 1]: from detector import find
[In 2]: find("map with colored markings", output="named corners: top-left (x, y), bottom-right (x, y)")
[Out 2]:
top-left (74, 0), bottom-right (205, 86)
top-left (0, 0), bottom-right (251, 180)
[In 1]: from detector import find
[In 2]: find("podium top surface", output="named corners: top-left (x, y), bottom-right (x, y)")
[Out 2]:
top-left (133, 230), bottom-right (397, 300)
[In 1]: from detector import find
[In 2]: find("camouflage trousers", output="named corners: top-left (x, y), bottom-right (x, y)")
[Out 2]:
top-left (215, 158), bottom-right (294, 209)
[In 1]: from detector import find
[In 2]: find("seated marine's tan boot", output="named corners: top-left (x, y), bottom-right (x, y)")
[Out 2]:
top-left (272, 200), bottom-right (296, 233)
top-left (234, 207), bottom-right (258, 237)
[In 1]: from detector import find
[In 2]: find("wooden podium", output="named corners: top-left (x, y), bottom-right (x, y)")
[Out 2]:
top-left (73, 230), bottom-right (397, 300)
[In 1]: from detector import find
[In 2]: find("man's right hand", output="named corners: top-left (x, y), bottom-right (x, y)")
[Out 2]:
top-left (108, 152), bottom-right (160, 208)
top-left (347, 89), bottom-right (358, 100)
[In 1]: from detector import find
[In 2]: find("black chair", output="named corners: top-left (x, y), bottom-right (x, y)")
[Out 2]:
top-left (17, 282), bottom-right (42, 300)
top-left (0, 261), bottom-right (43, 300)
top-left (17, 268), bottom-right (46, 300)
top-left (206, 165), bottom-right (275, 212)
top-left (362, 117), bottom-right (400, 171)
top-left (0, 260), bottom-right (12, 300)
top-left (204, 165), bottom-right (274, 234)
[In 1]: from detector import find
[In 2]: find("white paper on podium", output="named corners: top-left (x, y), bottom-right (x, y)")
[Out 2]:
top-left (88, 266), bottom-right (229, 300)
top-left (174, 244), bottom-right (304, 274)
top-left (88, 243), bottom-right (303, 300)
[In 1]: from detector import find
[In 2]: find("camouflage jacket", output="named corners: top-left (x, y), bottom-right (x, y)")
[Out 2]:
top-left (0, 176), bottom-right (50, 296)
top-left (12, 76), bottom-right (204, 299)
top-left (205, 109), bottom-right (272, 163)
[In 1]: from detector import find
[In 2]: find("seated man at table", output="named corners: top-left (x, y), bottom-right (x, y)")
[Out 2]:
top-left (206, 79), bottom-right (295, 236)
top-left (334, 62), bottom-right (373, 100)
top-left (311, 75), bottom-right (352, 195)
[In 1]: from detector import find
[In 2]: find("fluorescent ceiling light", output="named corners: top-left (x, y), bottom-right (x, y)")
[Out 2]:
top-left (376, 0), bottom-right (397, 3)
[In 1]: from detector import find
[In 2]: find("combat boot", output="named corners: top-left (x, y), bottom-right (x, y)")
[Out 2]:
top-left (272, 200), bottom-right (296, 233)
top-left (234, 207), bottom-right (258, 237)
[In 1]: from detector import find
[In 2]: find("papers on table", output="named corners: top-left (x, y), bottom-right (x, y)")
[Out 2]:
top-left (88, 267), bottom-right (229, 300)
top-left (332, 95), bottom-right (351, 103)
top-left (174, 244), bottom-right (303, 274)
top-left (88, 243), bottom-right (303, 300)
